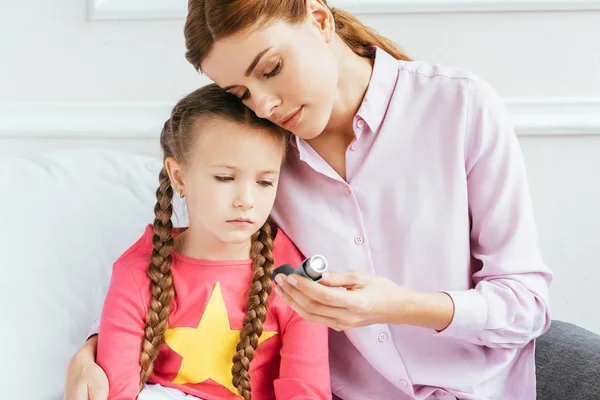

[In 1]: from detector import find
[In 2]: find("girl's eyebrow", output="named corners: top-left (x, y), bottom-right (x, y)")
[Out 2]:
top-left (209, 164), bottom-right (278, 174)
top-left (209, 164), bottom-right (238, 170)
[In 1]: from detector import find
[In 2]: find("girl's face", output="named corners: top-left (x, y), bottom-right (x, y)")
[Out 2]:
top-left (201, 6), bottom-right (338, 141)
top-left (168, 119), bottom-right (285, 246)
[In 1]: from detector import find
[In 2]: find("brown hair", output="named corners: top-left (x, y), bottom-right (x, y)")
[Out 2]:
top-left (138, 83), bottom-right (286, 400)
top-left (184, 0), bottom-right (411, 72)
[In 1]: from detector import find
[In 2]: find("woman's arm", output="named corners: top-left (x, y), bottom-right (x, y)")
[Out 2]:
top-left (274, 271), bottom-right (454, 332)
top-left (275, 77), bottom-right (552, 349)
top-left (432, 76), bottom-right (552, 348)
top-left (64, 335), bottom-right (109, 400)
top-left (274, 311), bottom-right (331, 399)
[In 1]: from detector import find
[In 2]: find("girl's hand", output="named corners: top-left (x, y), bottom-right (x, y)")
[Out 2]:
top-left (274, 270), bottom-right (454, 331)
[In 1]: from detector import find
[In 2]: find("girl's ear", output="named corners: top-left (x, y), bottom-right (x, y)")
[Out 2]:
top-left (164, 157), bottom-right (186, 196)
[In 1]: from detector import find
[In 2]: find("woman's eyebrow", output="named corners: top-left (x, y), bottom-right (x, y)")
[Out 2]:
top-left (245, 47), bottom-right (272, 77)
top-left (222, 47), bottom-right (273, 92)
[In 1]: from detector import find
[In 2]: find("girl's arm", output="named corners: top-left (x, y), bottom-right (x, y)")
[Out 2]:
top-left (274, 311), bottom-right (331, 399)
top-left (96, 261), bottom-right (148, 399)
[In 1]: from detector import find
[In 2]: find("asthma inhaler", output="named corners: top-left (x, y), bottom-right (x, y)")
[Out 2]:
top-left (272, 255), bottom-right (328, 282)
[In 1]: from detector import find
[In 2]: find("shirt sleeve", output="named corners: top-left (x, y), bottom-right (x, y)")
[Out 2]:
top-left (86, 282), bottom-right (108, 341)
top-left (96, 261), bottom-right (147, 399)
top-left (274, 311), bottom-right (332, 399)
top-left (435, 77), bottom-right (553, 348)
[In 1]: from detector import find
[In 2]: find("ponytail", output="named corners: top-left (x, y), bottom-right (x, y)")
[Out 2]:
top-left (331, 7), bottom-right (412, 61)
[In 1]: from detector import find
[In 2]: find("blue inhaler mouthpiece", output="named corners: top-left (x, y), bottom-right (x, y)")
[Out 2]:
top-left (272, 255), bottom-right (328, 282)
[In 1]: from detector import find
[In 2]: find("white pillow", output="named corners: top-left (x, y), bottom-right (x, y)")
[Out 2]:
top-left (0, 149), bottom-right (187, 399)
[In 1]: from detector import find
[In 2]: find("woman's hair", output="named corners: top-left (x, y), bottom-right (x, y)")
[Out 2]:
top-left (138, 83), bottom-right (285, 400)
top-left (184, 0), bottom-right (411, 72)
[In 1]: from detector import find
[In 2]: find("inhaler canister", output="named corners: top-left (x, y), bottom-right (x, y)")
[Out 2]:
top-left (272, 255), bottom-right (328, 282)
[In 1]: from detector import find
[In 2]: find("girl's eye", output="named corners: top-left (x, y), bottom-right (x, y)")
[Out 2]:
top-left (240, 90), bottom-right (250, 101)
top-left (264, 59), bottom-right (282, 78)
top-left (215, 176), bottom-right (233, 182)
top-left (258, 180), bottom-right (274, 187)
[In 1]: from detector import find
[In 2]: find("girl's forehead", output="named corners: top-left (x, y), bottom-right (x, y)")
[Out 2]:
top-left (193, 122), bottom-right (284, 154)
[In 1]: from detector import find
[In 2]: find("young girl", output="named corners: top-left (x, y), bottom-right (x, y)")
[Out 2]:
top-left (96, 84), bottom-right (331, 400)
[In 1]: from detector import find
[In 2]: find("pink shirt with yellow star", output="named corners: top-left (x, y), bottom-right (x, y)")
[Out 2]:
top-left (97, 224), bottom-right (331, 400)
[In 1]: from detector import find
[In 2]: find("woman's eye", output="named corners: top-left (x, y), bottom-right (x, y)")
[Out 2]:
top-left (215, 176), bottom-right (233, 182)
top-left (240, 90), bottom-right (250, 101)
top-left (264, 59), bottom-right (282, 78)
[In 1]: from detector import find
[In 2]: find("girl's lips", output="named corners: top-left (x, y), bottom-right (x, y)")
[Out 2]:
top-left (227, 219), bottom-right (254, 227)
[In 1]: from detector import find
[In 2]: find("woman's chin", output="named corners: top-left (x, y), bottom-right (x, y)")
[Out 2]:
top-left (292, 121), bottom-right (326, 141)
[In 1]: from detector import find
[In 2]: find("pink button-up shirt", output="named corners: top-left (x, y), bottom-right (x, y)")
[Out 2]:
top-left (270, 48), bottom-right (552, 400)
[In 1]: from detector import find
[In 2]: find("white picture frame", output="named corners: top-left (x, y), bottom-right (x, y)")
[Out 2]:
top-left (89, 0), bottom-right (600, 21)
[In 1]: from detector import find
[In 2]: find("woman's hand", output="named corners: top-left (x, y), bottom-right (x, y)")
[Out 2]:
top-left (273, 270), bottom-right (454, 331)
top-left (64, 336), bottom-right (109, 400)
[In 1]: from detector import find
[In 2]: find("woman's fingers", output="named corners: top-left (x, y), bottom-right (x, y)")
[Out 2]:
top-left (272, 271), bottom-right (392, 330)
top-left (275, 273), bottom-right (350, 308)
top-left (319, 270), bottom-right (367, 288)
top-left (63, 385), bottom-right (88, 400)
top-left (274, 284), bottom-right (357, 331)
top-left (88, 382), bottom-right (109, 400)
top-left (275, 281), bottom-right (344, 316)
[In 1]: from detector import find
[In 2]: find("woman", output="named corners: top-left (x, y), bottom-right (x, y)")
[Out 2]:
top-left (66, 1), bottom-right (554, 399)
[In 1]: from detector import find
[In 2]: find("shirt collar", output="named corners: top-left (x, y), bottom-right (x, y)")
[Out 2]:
top-left (355, 47), bottom-right (400, 134)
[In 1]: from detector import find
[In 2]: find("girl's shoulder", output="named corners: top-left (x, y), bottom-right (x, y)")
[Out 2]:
top-left (113, 224), bottom-right (155, 271)
top-left (272, 226), bottom-right (304, 268)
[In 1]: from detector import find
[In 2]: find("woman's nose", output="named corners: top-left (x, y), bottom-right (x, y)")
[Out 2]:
top-left (255, 93), bottom-right (280, 120)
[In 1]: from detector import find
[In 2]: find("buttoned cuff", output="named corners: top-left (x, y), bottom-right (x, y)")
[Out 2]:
top-left (434, 289), bottom-right (487, 341)
top-left (85, 314), bottom-right (100, 342)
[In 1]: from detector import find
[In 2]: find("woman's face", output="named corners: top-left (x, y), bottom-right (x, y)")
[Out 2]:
top-left (201, 15), bottom-right (338, 140)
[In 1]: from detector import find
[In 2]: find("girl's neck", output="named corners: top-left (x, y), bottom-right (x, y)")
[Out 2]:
top-left (174, 226), bottom-right (252, 262)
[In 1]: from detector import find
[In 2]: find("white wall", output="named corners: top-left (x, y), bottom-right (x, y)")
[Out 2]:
top-left (0, 0), bottom-right (599, 333)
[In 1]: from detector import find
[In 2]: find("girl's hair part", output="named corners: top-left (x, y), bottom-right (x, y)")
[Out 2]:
top-left (184, 0), bottom-right (411, 72)
top-left (138, 83), bottom-right (286, 395)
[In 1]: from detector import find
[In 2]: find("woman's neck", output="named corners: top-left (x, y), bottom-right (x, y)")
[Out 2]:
top-left (305, 37), bottom-right (374, 180)
top-left (326, 37), bottom-right (373, 140)
top-left (174, 226), bottom-right (251, 262)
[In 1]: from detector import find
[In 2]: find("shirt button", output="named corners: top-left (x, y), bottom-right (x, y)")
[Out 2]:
top-left (378, 333), bottom-right (388, 342)
top-left (350, 143), bottom-right (359, 151)
top-left (343, 186), bottom-right (351, 196)
top-left (399, 379), bottom-right (408, 387)
top-left (356, 118), bottom-right (365, 129)
top-left (354, 235), bottom-right (364, 245)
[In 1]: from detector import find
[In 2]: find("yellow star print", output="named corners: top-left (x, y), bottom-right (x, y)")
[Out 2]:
top-left (164, 281), bottom-right (278, 396)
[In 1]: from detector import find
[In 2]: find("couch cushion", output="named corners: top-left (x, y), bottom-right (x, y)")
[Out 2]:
top-left (0, 149), bottom-right (187, 399)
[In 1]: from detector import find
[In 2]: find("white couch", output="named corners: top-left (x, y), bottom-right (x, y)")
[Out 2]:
top-left (0, 149), bottom-right (188, 400)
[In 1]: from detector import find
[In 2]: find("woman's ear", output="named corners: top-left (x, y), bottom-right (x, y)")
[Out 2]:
top-left (164, 157), bottom-right (186, 197)
top-left (306, 0), bottom-right (335, 43)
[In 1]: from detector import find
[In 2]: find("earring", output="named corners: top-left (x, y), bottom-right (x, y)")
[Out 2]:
top-left (179, 191), bottom-right (185, 198)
